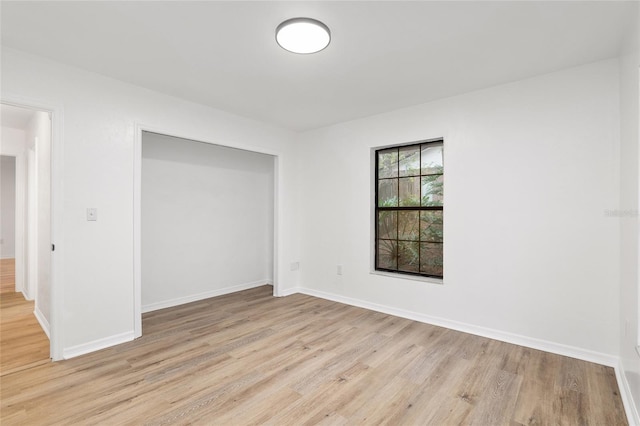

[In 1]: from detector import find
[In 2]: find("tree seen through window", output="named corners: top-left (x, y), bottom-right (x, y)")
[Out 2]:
top-left (375, 140), bottom-right (443, 278)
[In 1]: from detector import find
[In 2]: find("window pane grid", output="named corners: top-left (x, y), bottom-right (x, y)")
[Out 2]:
top-left (375, 140), bottom-right (443, 279)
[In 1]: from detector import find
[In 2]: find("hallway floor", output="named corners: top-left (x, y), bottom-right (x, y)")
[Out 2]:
top-left (0, 258), bottom-right (50, 376)
top-left (0, 258), bottom-right (15, 293)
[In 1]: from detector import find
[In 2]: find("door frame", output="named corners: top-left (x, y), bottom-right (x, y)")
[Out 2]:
top-left (133, 123), bottom-right (282, 338)
top-left (27, 146), bottom-right (38, 302)
top-left (1, 96), bottom-right (64, 361)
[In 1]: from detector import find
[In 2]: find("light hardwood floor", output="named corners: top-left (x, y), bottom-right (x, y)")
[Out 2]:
top-left (0, 285), bottom-right (627, 425)
top-left (0, 257), bottom-right (50, 377)
top-left (0, 292), bottom-right (50, 376)
top-left (0, 259), bottom-right (16, 294)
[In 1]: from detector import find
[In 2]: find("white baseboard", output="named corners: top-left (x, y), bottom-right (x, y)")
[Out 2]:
top-left (289, 287), bottom-right (640, 421)
top-left (616, 359), bottom-right (640, 426)
top-left (21, 289), bottom-right (34, 301)
top-left (62, 281), bottom-right (271, 359)
top-left (142, 279), bottom-right (271, 313)
top-left (277, 286), bottom-right (301, 297)
top-left (33, 306), bottom-right (50, 339)
top-left (63, 331), bottom-right (135, 360)
top-left (293, 287), bottom-right (618, 367)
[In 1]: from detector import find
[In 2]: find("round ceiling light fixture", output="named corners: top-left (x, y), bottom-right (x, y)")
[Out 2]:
top-left (276, 17), bottom-right (331, 54)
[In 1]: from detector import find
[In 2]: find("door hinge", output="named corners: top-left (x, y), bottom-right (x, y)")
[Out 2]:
top-left (51, 244), bottom-right (55, 252)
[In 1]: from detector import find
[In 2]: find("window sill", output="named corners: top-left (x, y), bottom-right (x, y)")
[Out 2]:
top-left (370, 270), bottom-right (444, 285)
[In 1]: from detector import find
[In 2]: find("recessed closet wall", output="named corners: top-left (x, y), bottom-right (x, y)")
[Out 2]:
top-left (141, 132), bottom-right (274, 312)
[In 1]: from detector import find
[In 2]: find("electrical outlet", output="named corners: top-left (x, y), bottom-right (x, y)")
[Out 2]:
top-left (337, 265), bottom-right (342, 275)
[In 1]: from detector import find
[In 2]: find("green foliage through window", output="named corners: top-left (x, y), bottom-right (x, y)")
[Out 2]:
top-left (375, 140), bottom-right (443, 278)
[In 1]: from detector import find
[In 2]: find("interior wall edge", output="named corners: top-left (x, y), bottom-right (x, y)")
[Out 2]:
top-left (33, 305), bottom-right (50, 340)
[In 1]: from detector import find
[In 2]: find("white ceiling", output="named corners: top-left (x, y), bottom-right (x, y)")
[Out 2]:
top-left (1, 104), bottom-right (36, 130)
top-left (1, 1), bottom-right (636, 131)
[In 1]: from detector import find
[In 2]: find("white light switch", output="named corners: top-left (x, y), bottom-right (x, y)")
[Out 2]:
top-left (87, 208), bottom-right (97, 221)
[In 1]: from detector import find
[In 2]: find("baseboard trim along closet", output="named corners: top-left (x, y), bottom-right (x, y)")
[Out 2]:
top-left (33, 306), bottom-right (50, 339)
top-left (141, 279), bottom-right (272, 313)
top-left (63, 331), bottom-right (135, 360)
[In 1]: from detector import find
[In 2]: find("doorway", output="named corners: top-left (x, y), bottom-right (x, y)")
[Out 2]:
top-left (0, 103), bottom-right (54, 365)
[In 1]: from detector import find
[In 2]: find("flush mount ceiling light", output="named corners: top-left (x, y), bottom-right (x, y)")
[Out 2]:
top-left (276, 18), bottom-right (331, 54)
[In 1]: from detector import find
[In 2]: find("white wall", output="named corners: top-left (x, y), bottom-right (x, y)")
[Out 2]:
top-left (0, 126), bottom-right (27, 295)
top-left (618, 4), bottom-right (640, 419)
top-left (1, 48), bottom-right (299, 356)
top-left (1, 155), bottom-right (16, 259)
top-left (141, 132), bottom-right (274, 311)
top-left (297, 59), bottom-right (621, 358)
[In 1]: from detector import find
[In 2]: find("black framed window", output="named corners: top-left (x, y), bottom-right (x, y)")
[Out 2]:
top-left (375, 140), bottom-right (443, 278)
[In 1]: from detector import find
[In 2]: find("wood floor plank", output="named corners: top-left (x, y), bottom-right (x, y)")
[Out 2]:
top-left (0, 259), bottom-right (16, 294)
top-left (512, 376), bottom-right (558, 425)
top-left (383, 353), bottom-right (475, 425)
top-left (0, 285), bottom-right (628, 425)
top-left (0, 287), bottom-right (49, 377)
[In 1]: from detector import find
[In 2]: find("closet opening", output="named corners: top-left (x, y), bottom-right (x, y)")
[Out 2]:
top-left (136, 131), bottom-right (277, 335)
